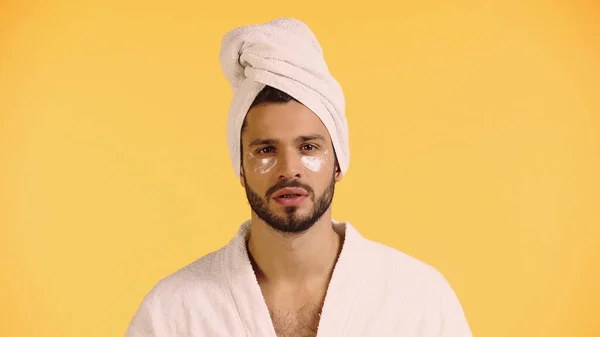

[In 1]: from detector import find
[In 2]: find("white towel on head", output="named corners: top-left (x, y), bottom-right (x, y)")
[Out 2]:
top-left (219, 17), bottom-right (349, 178)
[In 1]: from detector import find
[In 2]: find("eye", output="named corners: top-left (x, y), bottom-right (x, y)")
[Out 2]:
top-left (301, 144), bottom-right (318, 152)
top-left (257, 146), bottom-right (275, 154)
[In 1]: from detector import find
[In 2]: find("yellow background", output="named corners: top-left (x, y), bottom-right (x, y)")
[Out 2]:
top-left (1, 1), bottom-right (599, 336)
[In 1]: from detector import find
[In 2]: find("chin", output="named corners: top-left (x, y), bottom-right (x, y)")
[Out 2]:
top-left (269, 219), bottom-right (316, 234)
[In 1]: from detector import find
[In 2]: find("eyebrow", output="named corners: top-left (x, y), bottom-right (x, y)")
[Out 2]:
top-left (248, 134), bottom-right (326, 147)
top-left (297, 134), bottom-right (326, 143)
top-left (248, 138), bottom-right (277, 147)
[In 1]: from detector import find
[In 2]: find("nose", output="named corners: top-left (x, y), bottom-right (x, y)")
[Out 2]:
top-left (277, 148), bottom-right (303, 180)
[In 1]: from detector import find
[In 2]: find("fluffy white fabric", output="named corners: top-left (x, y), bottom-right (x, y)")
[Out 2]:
top-left (219, 17), bottom-right (350, 178)
top-left (125, 220), bottom-right (473, 336)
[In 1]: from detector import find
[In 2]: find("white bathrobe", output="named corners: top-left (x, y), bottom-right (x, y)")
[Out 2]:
top-left (125, 220), bottom-right (473, 337)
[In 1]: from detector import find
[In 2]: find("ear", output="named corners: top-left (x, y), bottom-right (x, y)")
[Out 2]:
top-left (239, 166), bottom-right (246, 188)
top-left (334, 163), bottom-right (343, 182)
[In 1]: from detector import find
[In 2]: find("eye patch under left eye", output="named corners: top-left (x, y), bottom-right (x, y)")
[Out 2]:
top-left (301, 150), bottom-right (331, 172)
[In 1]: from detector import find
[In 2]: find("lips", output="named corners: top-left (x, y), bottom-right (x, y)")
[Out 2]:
top-left (272, 187), bottom-right (309, 199)
top-left (273, 194), bottom-right (308, 207)
top-left (272, 187), bottom-right (310, 208)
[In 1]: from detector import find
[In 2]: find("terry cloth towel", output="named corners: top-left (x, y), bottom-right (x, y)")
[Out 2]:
top-left (219, 17), bottom-right (350, 178)
top-left (124, 220), bottom-right (473, 336)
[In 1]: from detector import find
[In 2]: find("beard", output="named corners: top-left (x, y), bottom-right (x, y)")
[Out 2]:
top-left (244, 172), bottom-right (336, 234)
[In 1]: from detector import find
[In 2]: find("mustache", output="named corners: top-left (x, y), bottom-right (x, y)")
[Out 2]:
top-left (265, 179), bottom-right (314, 200)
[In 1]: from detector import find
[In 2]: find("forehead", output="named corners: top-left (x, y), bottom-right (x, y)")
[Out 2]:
top-left (242, 101), bottom-right (331, 141)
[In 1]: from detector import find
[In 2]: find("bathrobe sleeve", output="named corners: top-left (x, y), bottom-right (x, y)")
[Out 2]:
top-left (125, 284), bottom-right (172, 337)
top-left (414, 268), bottom-right (473, 337)
top-left (433, 272), bottom-right (473, 337)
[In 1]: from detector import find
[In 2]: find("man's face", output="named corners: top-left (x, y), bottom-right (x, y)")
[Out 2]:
top-left (240, 100), bottom-right (342, 234)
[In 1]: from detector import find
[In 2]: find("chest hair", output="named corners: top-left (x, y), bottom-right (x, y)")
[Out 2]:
top-left (269, 301), bottom-right (322, 337)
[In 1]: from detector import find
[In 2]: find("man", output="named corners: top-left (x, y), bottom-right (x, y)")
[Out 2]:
top-left (125, 17), bottom-right (472, 337)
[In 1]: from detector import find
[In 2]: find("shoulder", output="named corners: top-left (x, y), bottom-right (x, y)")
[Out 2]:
top-left (129, 246), bottom-right (230, 321)
top-left (124, 246), bottom-right (239, 336)
top-left (359, 237), bottom-right (464, 305)
top-left (142, 247), bottom-right (228, 305)
top-left (363, 238), bottom-right (446, 283)
top-left (339, 221), bottom-right (451, 290)
top-left (360, 238), bottom-right (473, 335)
top-left (366, 236), bottom-right (471, 330)
top-left (124, 248), bottom-right (232, 336)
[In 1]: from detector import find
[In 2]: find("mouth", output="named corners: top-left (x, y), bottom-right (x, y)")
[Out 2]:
top-left (276, 194), bottom-right (304, 198)
top-left (272, 187), bottom-right (308, 198)
top-left (273, 194), bottom-right (308, 206)
top-left (272, 187), bottom-right (309, 206)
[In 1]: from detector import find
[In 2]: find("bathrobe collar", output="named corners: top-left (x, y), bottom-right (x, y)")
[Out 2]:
top-left (222, 219), bottom-right (369, 337)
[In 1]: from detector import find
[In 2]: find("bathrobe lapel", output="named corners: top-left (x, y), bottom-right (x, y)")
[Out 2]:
top-left (222, 220), bottom-right (277, 337)
top-left (315, 221), bottom-right (368, 337)
top-left (222, 220), bottom-right (368, 337)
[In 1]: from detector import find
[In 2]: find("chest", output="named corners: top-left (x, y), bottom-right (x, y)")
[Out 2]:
top-left (268, 301), bottom-right (322, 337)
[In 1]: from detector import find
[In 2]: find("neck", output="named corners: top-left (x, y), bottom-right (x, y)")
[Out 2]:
top-left (246, 210), bottom-right (342, 287)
